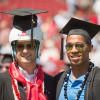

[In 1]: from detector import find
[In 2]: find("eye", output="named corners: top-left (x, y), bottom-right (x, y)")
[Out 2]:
top-left (65, 43), bottom-right (73, 51)
top-left (76, 43), bottom-right (84, 51)
top-left (76, 43), bottom-right (84, 48)
top-left (16, 44), bottom-right (24, 51)
top-left (27, 43), bottom-right (36, 50)
top-left (27, 44), bottom-right (33, 50)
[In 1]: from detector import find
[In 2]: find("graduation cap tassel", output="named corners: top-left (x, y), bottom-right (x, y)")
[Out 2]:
top-left (60, 34), bottom-right (64, 60)
top-left (31, 15), bottom-right (34, 45)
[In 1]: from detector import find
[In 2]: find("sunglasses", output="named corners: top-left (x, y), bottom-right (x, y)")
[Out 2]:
top-left (15, 42), bottom-right (37, 51)
top-left (65, 42), bottom-right (84, 51)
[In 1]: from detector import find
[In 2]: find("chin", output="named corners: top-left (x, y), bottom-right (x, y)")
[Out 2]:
top-left (20, 58), bottom-right (32, 63)
top-left (71, 60), bottom-right (82, 66)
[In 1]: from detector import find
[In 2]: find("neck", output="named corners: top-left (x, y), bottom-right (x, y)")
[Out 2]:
top-left (71, 62), bottom-right (89, 81)
top-left (18, 62), bottom-right (37, 75)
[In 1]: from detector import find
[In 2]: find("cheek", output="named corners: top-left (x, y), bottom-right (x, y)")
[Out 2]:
top-left (66, 49), bottom-right (70, 54)
top-left (66, 49), bottom-right (69, 54)
top-left (16, 52), bottom-right (21, 60)
top-left (66, 51), bottom-right (71, 58)
top-left (31, 49), bottom-right (37, 56)
top-left (81, 49), bottom-right (89, 58)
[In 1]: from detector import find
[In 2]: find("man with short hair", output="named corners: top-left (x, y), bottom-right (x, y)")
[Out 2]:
top-left (56, 18), bottom-right (100, 100)
top-left (1, 54), bottom-right (13, 72)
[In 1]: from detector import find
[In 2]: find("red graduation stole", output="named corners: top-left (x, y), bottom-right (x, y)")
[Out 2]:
top-left (9, 62), bottom-right (47, 100)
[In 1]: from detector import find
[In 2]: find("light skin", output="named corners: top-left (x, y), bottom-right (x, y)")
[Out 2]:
top-left (66, 35), bottom-right (93, 81)
top-left (15, 41), bottom-right (37, 75)
top-left (2, 63), bottom-right (10, 72)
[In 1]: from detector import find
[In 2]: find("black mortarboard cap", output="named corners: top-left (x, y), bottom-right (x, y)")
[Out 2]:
top-left (60, 17), bottom-right (100, 60)
top-left (60, 17), bottom-right (100, 38)
top-left (1, 8), bottom-right (48, 44)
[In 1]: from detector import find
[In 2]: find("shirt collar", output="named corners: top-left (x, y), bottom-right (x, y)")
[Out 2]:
top-left (19, 66), bottom-right (38, 83)
top-left (69, 71), bottom-right (85, 82)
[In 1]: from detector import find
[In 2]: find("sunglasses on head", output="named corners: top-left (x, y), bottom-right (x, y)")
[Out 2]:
top-left (65, 42), bottom-right (84, 51)
top-left (15, 42), bottom-right (37, 51)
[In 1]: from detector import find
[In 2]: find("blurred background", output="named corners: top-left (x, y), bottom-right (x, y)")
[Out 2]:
top-left (0, 0), bottom-right (100, 76)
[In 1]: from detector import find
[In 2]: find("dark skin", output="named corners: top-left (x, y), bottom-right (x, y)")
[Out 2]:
top-left (66, 35), bottom-right (93, 81)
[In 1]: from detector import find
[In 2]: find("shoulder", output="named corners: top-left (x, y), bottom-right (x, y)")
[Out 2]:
top-left (0, 71), bottom-right (11, 81)
top-left (0, 71), bottom-right (10, 78)
top-left (55, 65), bottom-right (70, 80)
top-left (88, 66), bottom-right (100, 81)
top-left (85, 67), bottom-right (100, 100)
top-left (92, 67), bottom-right (100, 74)
top-left (55, 71), bottom-right (64, 82)
top-left (43, 73), bottom-right (55, 89)
top-left (43, 73), bottom-right (56, 100)
top-left (0, 70), bottom-right (10, 76)
top-left (55, 71), bottom-right (64, 79)
top-left (93, 67), bottom-right (100, 79)
top-left (44, 73), bottom-right (55, 81)
top-left (0, 71), bottom-right (10, 87)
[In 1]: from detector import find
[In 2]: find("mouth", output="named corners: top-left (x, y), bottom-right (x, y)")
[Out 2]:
top-left (70, 55), bottom-right (81, 60)
top-left (22, 55), bottom-right (31, 58)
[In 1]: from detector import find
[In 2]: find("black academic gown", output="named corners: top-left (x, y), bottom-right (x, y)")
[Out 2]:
top-left (55, 66), bottom-right (100, 100)
top-left (0, 71), bottom-right (56, 100)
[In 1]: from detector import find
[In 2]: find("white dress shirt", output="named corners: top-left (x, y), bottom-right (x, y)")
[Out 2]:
top-left (19, 66), bottom-right (38, 83)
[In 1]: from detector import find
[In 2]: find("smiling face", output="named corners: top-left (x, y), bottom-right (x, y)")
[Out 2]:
top-left (66, 35), bottom-right (93, 66)
top-left (15, 41), bottom-right (37, 67)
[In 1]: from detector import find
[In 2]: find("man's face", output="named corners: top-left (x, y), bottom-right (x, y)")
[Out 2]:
top-left (2, 63), bottom-right (10, 72)
top-left (66, 35), bottom-right (92, 66)
top-left (15, 41), bottom-right (37, 65)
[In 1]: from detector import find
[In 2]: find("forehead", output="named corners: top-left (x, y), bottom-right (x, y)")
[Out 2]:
top-left (16, 40), bottom-right (36, 44)
top-left (66, 35), bottom-right (85, 43)
top-left (16, 41), bottom-right (30, 44)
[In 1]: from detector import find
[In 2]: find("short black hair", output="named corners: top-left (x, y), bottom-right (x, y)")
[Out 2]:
top-left (1, 54), bottom-right (13, 63)
top-left (83, 36), bottom-right (91, 46)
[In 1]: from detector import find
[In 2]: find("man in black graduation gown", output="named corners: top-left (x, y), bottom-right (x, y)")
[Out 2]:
top-left (55, 17), bottom-right (100, 100)
top-left (0, 8), bottom-right (55, 100)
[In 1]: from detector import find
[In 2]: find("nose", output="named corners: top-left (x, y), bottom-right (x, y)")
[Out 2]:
top-left (71, 45), bottom-right (78, 53)
top-left (22, 46), bottom-right (28, 53)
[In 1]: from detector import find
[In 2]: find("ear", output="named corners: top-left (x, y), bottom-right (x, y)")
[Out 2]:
top-left (88, 44), bottom-right (93, 52)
